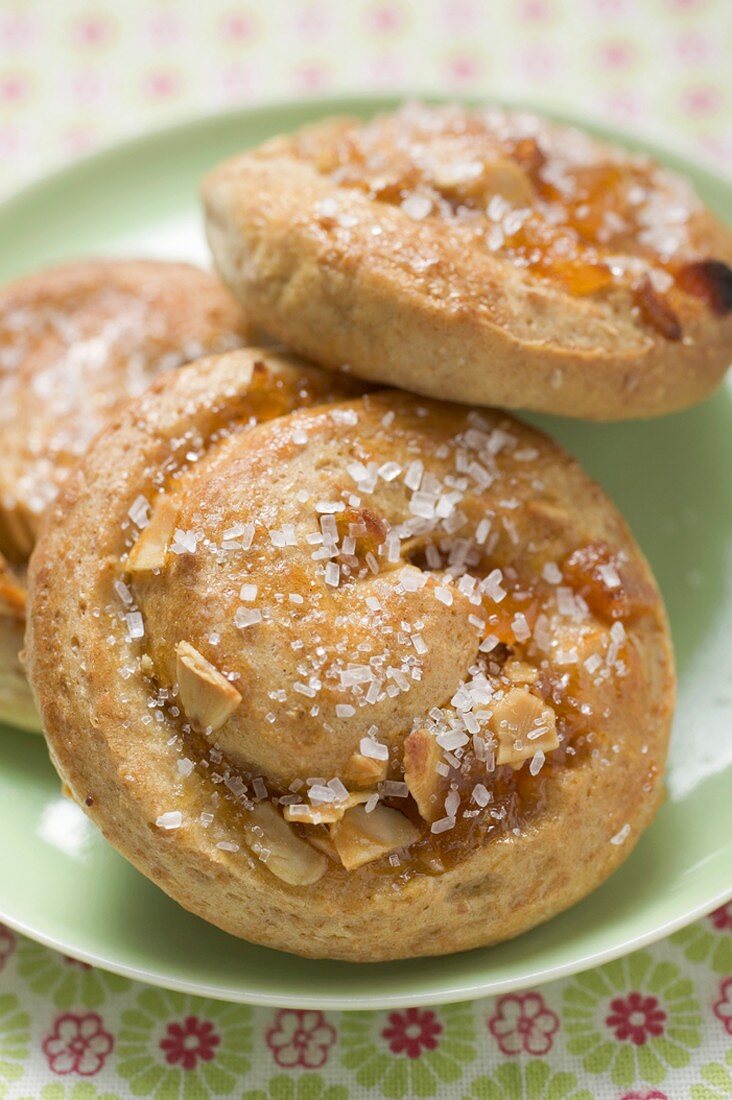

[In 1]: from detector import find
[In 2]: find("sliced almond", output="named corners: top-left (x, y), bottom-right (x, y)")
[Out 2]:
top-left (283, 790), bottom-right (372, 827)
top-left (243, 801), bottom-right (327, 885)
top-left (503, 660), bottom-right (539, 685)
top-left (127, 494), bottom-right (179, 572)
top-left (175, 641), bottom-right (242, 732)
top-left (490, 687), bottom-right (558, 769)
top-left (284, 805), bottom-right (343, 826)
top-left (403, 727), bottom-right (444, 824)
top-left (343, 751), bottom-right (388, 788)
top-left (434, 156), bottom-right (533, 205)
top-left (330, 803), bottom-right (420, 871)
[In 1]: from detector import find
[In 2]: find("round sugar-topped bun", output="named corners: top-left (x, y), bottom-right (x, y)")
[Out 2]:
top-left (26, 347), bottom-right (675, 960)
top-left (203, 101), bottom-right (732, 420)
top-left (0, 259), bottom-right (248, 731)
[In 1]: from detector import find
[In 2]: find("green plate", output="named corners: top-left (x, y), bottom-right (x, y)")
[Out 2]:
top-left (1, 97), bottom-right (731, 1009)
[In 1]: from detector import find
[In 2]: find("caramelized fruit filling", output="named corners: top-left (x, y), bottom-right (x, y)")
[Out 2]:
top-left (290, 103), bottom-right (732, 336)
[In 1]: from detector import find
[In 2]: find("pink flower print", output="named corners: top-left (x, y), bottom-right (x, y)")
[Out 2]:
top-left (0, 74), bottom-right (29, 105)
top-left (43, 1012), bottom-right (113, 1076)
top-left (382, 1007), bottom-right (443, 1059)
top-left (367, 4), bottom-right (405, 33)
top-left (159, 1015), bottom-right (220, 1070)
top-left (0, 924), bottom-right (15, 969)
top-left (606, 992), bottom-right (667, 1045)
top-left (518, 0), bottom-right (553, 21)
top-left (488, 992), bottom-right (559, 1055)
top-left (709, 903), bottom-right (732, 931)
top-left (221, 11), bottom-right (258, 42)
top-left (447, 55), bottom-right (481, 83)
top-left (72, 16), bottom-right (112, 48)
top-left (681, 84), bottom-right (722, 116)
top-left (141, 70), bottom-right (182, 101)
top-left (713, 977), bottom-right (732, 1036)
top-left (293, 62), bottom-right (330, 92)
top-left (266, 1009), bottom-right (336, 1069)
top-left (620, 1092), bottom-right (669, 1099)
top-left (597, 39), bottom-right (636, 69)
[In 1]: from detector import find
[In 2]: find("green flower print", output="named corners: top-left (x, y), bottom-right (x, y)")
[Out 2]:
top-left (117, 987), bottom-right (251, 1098)
top-left (672, 905), bottom-right (732, 974)
top-left (243, 1075), bottom-right (348, 1100)
top-left (17, 940), bottom-right (129, 1008)
top-left (0, 992), bottom-right (29, 1098)
top-left (18, 1084), bottom-right (121, 1100)
top-left (692, 1049), bottom-right (732, 1099)
top-left (341, 1002), bottom-right (476, 1098)
top-left (563, 950), bottom-right (701, 1088)
top-left (465, 1061), bottom-right (593, 1099)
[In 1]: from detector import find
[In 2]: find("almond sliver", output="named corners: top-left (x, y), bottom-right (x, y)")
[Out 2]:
top-left (244, 802), bottom-right (327, 885)
top-left (176, 641), bottom-right (242, 732)
top-left (330, 803), bottom-right (420, 871)
top-left (403, 727), bottom-right (444, 823)
top-left (284, 790), bottom-right (372, 827)
top-left (127, 494), bottom-right (179, 572)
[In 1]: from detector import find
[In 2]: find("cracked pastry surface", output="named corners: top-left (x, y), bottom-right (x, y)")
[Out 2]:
top-left (203, 100), bottom-right (732, 420)
top-left (26, 347), bottom-right (674, 959)
top-left (0, 258), bottom-right (248, 731)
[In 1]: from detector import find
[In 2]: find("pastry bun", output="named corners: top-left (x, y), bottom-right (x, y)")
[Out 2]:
top-left (203, 101), bottom-right (732, 420)
top-left (0, 259), bottom-right (248, 730)
top-left (26, 347), bottom-right (674, 959)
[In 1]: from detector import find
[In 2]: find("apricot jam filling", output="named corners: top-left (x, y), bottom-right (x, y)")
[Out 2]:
top-left (290, 103), bottom-right (732, 337)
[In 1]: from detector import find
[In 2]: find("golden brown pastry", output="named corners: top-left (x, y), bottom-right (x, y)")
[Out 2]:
top-left (203, 101), bottom-right (732, 420)
top-left (26, 347), bottom-right (674, 960)
top-left (0, 259), bottom-right (248, 730)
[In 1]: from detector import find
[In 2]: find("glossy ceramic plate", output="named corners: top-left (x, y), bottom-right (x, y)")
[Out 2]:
top-left (1, 97), bottom-right (731, 1009)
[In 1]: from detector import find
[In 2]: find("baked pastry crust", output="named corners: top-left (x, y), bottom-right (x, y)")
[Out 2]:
top-left (26, 347), bottom-right (674, 960)
top-left (0, 259), bottom-right (248, 730)
top-left (203, 101), bottom-right (732, 420)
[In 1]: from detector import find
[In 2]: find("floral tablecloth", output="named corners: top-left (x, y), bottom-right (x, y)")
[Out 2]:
top-left (0, 0), bottom-right (731, 1097)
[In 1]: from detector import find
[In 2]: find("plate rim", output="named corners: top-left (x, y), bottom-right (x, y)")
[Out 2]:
top-left (2, 92), bottom-right (731, 1009)
top-left (2, 883), bottom-right (732, 1009)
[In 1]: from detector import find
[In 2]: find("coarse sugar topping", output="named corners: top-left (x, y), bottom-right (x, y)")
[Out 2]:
top-left (287, 102), bottom-right (732, 339)
top-left (0, 263), bottom-right (247, 564)
top-left (110, 366), bottom-right (657, 885)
